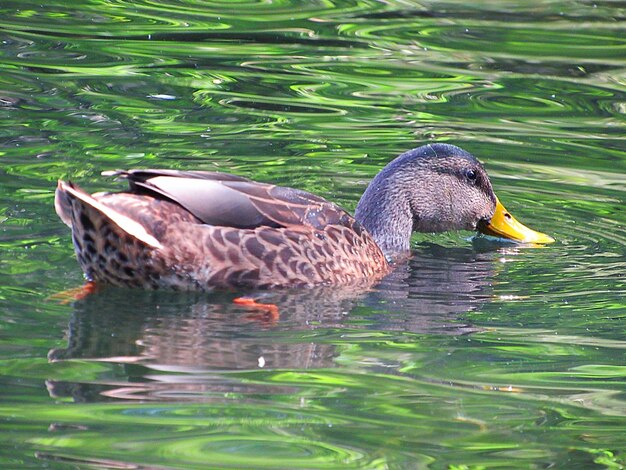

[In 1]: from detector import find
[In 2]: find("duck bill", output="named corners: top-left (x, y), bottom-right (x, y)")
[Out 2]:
top-left (480, 198), bottom-right (554, 244)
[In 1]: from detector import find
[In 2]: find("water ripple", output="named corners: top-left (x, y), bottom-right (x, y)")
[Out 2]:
top-left (1, 0), bottom-right (626, 467)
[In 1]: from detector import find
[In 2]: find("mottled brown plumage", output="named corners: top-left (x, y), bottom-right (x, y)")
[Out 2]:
top-left (55, 144), bottom-right (552, 290)
top-left (56, 169), bottom-right (388, 290)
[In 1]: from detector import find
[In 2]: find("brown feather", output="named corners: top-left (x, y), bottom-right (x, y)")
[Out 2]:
top-left (55, 173), bottom-right (390, 290)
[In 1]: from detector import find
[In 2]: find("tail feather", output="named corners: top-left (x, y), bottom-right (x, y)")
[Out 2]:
top-left (54, 180), bottom-right (74, 228)
top-left (55, 180), bottom-right (163, 249)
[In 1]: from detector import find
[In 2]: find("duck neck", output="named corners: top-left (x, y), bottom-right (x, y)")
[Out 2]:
top-left (354, 173), bottom-right (414, 258)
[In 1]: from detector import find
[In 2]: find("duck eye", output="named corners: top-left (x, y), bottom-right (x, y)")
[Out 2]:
top-left (465, 168), bottom-right (477, 182)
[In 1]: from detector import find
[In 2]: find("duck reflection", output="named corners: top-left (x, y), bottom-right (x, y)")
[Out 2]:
top-left (47, 241), bottom-right (514, 402)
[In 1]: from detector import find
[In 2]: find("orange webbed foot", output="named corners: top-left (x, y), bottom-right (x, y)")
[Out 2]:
top-left (233, 296), bottom-right (280, 324)
top-left (48, 281), bottom-right (99, 304)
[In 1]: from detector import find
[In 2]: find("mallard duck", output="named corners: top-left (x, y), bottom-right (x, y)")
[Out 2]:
top-left (55, 143), bottom-right (553, 290)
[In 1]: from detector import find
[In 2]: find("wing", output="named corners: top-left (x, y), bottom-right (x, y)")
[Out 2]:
top-left (104, 169), bottom-right (354, 231)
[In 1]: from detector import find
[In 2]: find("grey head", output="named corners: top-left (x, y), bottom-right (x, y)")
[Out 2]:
top-left (354, 144), bottom-right (497, 256)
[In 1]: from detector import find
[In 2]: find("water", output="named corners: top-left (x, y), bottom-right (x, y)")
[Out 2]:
top-left (1, 0), bottom-right (625, 468)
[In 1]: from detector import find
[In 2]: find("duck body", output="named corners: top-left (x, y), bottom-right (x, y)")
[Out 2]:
top-left (55, 144), bottom-right (552, 290)
top-left (56, 169), bottom-right (389, 290)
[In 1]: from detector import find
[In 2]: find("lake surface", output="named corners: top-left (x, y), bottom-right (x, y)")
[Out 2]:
top-left (1, 1), bottom-right (625, 468)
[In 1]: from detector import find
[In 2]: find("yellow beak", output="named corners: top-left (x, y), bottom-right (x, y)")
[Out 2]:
top-left (480, 197), bottom-right (554, 244)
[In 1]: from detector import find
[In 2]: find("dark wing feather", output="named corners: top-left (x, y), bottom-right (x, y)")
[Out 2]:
top-left (104, 169), bottom-right (252, 183)
top-left (104, 169), bottom-right (354, 231)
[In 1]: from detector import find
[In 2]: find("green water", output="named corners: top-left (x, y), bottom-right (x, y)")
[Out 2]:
top-left (1, 0), bottom-right (625, 468)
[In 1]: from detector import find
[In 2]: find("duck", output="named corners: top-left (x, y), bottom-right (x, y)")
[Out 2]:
top-left (55, 143), bottom-right (553, 290)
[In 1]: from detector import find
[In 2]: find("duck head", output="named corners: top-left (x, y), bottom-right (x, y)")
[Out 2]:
top-left (354, 143), bottom-right (554, 256)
